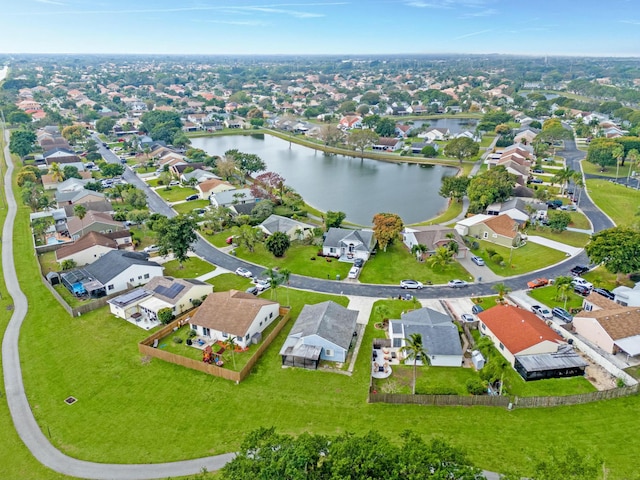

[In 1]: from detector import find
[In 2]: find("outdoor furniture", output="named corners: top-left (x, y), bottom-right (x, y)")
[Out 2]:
top-left (152, 339), bottom-right (158, 348)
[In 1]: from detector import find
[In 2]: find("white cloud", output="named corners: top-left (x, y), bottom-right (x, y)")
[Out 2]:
top-left (462, 8), bottom-right (498, 17)
top-left (620, 20), bottom-right (640, 25)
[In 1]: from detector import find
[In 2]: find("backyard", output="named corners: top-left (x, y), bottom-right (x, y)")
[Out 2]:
top-left (153, 185), bottom-right (199, 203)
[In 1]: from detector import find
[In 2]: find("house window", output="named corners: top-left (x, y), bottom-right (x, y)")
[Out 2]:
top-left (245, 334), bottom-right (250, 341)
top-left (269, 312), bottom-right (273, 319)
top-left (130, 278), bottom-right (134, 283)
top-left (108, 284), bottom-right (114, 290)
top-left (259, 321), bottom-right (262, 326)
top-left (236, 336), bottom-right (242, 343)
top-left (203, 327), bottom-right (210, 337)
top-left (483, 232), bottom-right (488, 239)
top-left (138, 276), bottom-right (142, 280)
top-left (330, 247), bottom-right (336, 254)
top-left (481, 323), bottom-right (486, 330)
top-left (222, 332), bottom-right (228, 338)
top-left (325, 349), bottom-right (334, 357)
top-left (144, 274), bottom-right (149, 279)
top-left (499, 342), bottom-right (504, 351)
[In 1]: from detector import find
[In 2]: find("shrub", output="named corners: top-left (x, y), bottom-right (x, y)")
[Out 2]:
top-left (173, 336), bottom-right (183, 344)
top-left (188, 329), bottom-right (197, 339)
top-left (466, 378), bottom-right (487, 395)
top-left (491, 254), bottom-right (503, 264)
top-left (192, 298), bottom-right (203, 307)
top-left (158, 307), bottom-right (174, 324)
top-left (486, 247), bottom-right (497, 257)
top-left (471, 241), bottom-right (479, 250)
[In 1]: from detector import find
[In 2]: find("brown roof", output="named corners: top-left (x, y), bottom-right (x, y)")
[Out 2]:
top-left (478, 305), bottom-right (563, 354)
top-left (376, 137), bottom-right (400, 146)
top-left (576, 307), bottom-right (640, 340)
top-left (55, 231), bottom-right (118, 261)
top-left (198, 178), bottom-right (233, 192)
top-left (189, 290), bottom-right (278, 337)
top-left (407, 226), bottom-right (469, 251)
top-left (67, 211), bottom-right (123, 235)
top-left (482, 215), bottom-right (519, 238)
top-left (583, 292), bottom-right (619, 311)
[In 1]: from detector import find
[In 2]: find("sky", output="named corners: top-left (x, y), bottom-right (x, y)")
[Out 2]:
top-left (1, 0), bottom-right (639, 57)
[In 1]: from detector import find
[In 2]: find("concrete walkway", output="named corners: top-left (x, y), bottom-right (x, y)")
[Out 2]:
top-left (525, 235), bottom-right (583, 257)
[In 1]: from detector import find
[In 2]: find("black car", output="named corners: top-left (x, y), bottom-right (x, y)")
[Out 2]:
top-left (574, 284), bottom-right (591, 296)
top-left (533, 168), bottom-right (544, 174)
top-left (593, 287), bottom-right (615, 300)
top-left (570, 265), bottom-right (590, 276)
top-left (353, 258), bottom-right (364, 268)
top-left (185, 194), bottom-right (199, 201)
top-left (546, 199), bottom-right (563, 209)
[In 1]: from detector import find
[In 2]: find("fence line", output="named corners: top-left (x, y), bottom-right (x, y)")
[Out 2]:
top-left (514, 384), bottom-right (639, 408)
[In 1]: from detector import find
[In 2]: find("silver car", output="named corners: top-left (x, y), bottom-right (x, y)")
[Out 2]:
top-left (400, 279), bottom-right (423, 289)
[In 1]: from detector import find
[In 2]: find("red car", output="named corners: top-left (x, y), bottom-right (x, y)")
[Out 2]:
top-left (226, 236), bottom-right (235, 244)
top-left (527, 278), bottom-right (549, 289)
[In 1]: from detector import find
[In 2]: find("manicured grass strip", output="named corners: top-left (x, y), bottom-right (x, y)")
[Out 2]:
top-left (471, 240), bottom-right (567, 277)
top-left (586, 179), bottom-right (640, 226)
top-left (154, 186), bottom-right (198, 203)
top-left (207, 272), bottom-right (254, 292)
top-left (172, 199), bottom-right (210, 214)
top-left (201, 229), bottom-right (234, 248)
top-left (161, 257), bottom-right (215, 278)
top-left (359, 242), bottom-right (471, 285)
top-left (567, 211), bottom-right (592, 230)
top-left (527, 285), bottom-right (585, 311)
top-left (581, 159), bottom-right (634, 179)
top-left (525, 228), bottom-right (590, 248)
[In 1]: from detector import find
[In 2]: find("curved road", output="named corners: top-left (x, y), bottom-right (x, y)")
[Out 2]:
top-left (1, 132), bottom-right (611, 480)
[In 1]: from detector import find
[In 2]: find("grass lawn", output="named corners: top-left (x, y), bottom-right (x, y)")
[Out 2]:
top-left (154, 186), bottom-right (198, 203)
top-left (471, 240), bottom-right (567, 277)
top-left (582, 267), bottom-right (635, 291)
top-left (201, 229), bottom-right (233, 248)
top-left (525, 227), bottom-right (591, 248)
top-left (527, 285), bottom-right (585, 311)
top-left (471, 295), bottom-right (501, 310)
top-left (234, 242), bottom-right (352, 280)
top-left (586, 179), bottom-right (640, 226)
top-left (161, 257), bottom-right (215, 278)
top-left (479, 134), bottom-right (496, 148)
top-left (172, 199), bottom-right (209, 214)
top-left (359, 242), bottom-right (472, 285)
top-left (567, 211), bottom-right (592, 230)
top-left (207, 272), bottom-right (255, 292)
top-left (38, 250), bottom-right (59, 275)
top-left (581, 159), bottom-right (634, 179)
top-left (412, 199), bottom-right (463, 226)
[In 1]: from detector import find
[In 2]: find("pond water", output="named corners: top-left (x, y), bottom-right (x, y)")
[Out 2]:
top-left (191, 134), bottom-right (457, 225)
top-left (409, 117), bottom-right (478, 134)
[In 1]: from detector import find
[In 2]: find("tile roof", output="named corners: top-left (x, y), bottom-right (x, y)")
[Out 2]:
top-left (55, 231), bottom-right (118, 261)
top-left (478, 304), bottom-right (563, 355)
top-left (189, 290), bottom-right (278, 337)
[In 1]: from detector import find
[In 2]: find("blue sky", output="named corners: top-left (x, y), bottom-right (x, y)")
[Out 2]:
top-left (1, 0), bottom-right (639, 56)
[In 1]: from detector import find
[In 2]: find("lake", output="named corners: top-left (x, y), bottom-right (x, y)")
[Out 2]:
top-left (191, 134), bottom-right (456, 225)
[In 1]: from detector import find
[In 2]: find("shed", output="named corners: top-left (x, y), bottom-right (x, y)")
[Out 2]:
top-left (471, 350), bottom-right (485, 370)
top-left (46, 271), bottom-right (60, 286)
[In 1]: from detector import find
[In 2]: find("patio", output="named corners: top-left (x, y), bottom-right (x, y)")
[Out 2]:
top-left (126, 312), bottom-right (161, 331)
top-left (372, 347), bottom-right (401, 379)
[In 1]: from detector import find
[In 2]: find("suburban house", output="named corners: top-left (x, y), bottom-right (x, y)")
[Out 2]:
top-left (323, 228), bottom-right (376, 262)
top-left (188, 290), bottom-right (280, 349)
top-left (421, 127), bottom-right (449, 142)
top-left (209, 188), bottom-right (256, 208)
top-left (338, 115), bottom-right (362, 130)
top-left (455, 214), bottom-right (524, 248)
top-left (258, 214), bottom-right (315, 241)
top-left (389, 308), bottom-right (463, 367)
top-left (485, 198), bottom-right (548, 223)
top-left (66, 211), bottom-right (126, 240)
top-left (372, 137), bottom-right (403, 151)
top-left (514, 128), bottom-right (539, 144)
top-left (55, 230), bottom-right (133, 266)
top-left (108, 276), bottom-right (213, 326)
top-left (478, 305), bottom-right (587, 380)
top-left (43, 147), bottom-right (82, 165)
top-left (279, 301), bottom-right (358, 368)
top-left (60, 251), bottom-right (163, 298)
top-left (612, 283), bottom-right (640, 307)
top-left (180, 169), bottom-right (218, 185)
top-left (409, 141), bottom-right (439, 154)
top-left (402, 226), bottom-right (468, 259)
top-left (197, 178), bottom-right (235, 199)
top-left (56, 188), bottom-right (107, 208)
top-left (573, 293), bottom-right (640, 357)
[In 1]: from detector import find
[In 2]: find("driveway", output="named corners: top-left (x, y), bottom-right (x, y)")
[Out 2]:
top-left (525, 235), bottom-right (583, 257)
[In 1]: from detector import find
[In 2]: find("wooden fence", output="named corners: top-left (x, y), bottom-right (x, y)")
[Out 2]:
top-left (369, 391), bottom-right (511, 407)
top-left (139, 307), bottom-right (291, 383)
top-left (513, 384), bottom-right (639, 408)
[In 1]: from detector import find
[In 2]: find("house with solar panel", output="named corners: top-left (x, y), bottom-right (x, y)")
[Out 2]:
top-left (108, 276), bottom-right (213, 327)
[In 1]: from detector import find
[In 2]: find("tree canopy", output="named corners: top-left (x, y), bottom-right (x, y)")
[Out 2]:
top-left (140, 110), bottom-right (183, 144)
top-left (224, 149), bottom-right (266, 176)
top-left (443, 137), bottom-right (479, 163)
top-left (585, 227), bottom-right (640, 275)
top-left (467, 166), bottom-right (517, 213)
top-left (325, 211), bottom-right (346, 230)
top-left (265, 231), bottom-right (291, 257)
top-left (372, 213), bottom-right (403, 252)
top-left (9, 130), bottom-right (36, 158)
top-left (439, 176), bottom-right (470, 203)
top-left (152, 214), bottom-right (199, 266)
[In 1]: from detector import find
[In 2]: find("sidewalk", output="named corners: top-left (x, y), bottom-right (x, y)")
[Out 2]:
top-left (525, 235), bottom-right (583, 257)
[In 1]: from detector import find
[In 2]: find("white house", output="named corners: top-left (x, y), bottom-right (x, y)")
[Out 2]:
top-left (188, 290), bottom-right (280, 349)
top-left (209, 188), bottom-right (256, 208)
top-left (279, 301), bottom-right (358, 367)
top-left (55, 230), bottom-right (132, 266)
top-left (389, 308), bottom-right (463, 367)
top-left (322, 228), bottom-right (376, 262)
top-left (613, 283), bottom-right (640, 307)
top-left (259, 214), bottom-right (315, 241)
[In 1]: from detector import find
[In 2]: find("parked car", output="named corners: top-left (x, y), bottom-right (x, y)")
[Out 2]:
top-left (530, 178), bottom-right (543, 184)
top-left (347, 266), bottom-right (360, 279)
top-left (593, 287), bottom-right (615, 300)
top-left (533, 168), bottom-right (544, 174)
top-left (143, 244), bottom-right (159, 253)
top-left (185, 194), bottom-right (199, 201)
top-left (546, 199), bottom-right (563, 209)
top-left (245, 286), bottom-right (259, 295)
top-left (531, 305), bottom-right (553, 320)
top-left (169, 180), bottom-right (180, 186)
top-left (572, 277), bottom-right (593, 290)
top-left (471, 304), bottom-right (484, 315)
top-left (573, 284), bottom-right (591, 296)
top-left (570, 265), bottom-right (590, 276)
top-left (226, 235), bottom-right (235, 245)
top-left (448, 279), bottom-right (468, 288)
top-left (560, 204), bottom-right (577, 211)
top-left (527, 277), bottom-right (549, 289)
top-left (471, 255), bottom-right (485, 266)
top-left (552, 307), bottom-right (573, 322)
top-left (253, 278), bottom-right (271, 291)
top-left (235, 267), bottom-right (253, 278)
top-left (353, 258), bottom-right (364, 268)
top-left (400, 279), bottom-right (423, 289)
top-left (461, 313), bottom-right (476, 322)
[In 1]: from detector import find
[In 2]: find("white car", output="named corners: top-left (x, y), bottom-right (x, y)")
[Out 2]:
top-left (572, 277), bottom-right (593, 290)
top-left (253, 278), bottom-right (271, 291)
top-left (235, 267), bottom-right (253, 278)
top-left (471, 256), bottom-right (485, 266)
top-left (143, 245), bottom-right (159, 253)
top-left (448, 279), bottom-right (468, 288)
top-left (531, 305), bottom-right (553, 320)
top-left (347, 266), bottom-right (360, 279)
top-left (400, 279), bottom-right (423, 289)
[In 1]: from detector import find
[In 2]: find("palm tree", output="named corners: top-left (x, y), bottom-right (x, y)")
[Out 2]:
top-left (492, 283), bottom-right (511, 303)
top-left (263, 267), bottom-right (283, 301)
top-left (551, 167), bottom-right (575, 197)
top-left (400, 333), bottom-right (429, 395)
top-left (410, 243), bottom-right (427, 261)
top-left (223, 335), bottom-right (237, 369)
top-left (554, 276), bottom-right (574, 308)
top-left (427, 246), bottom-right (453, 270)
top-left (279, 268), bottom-right (291, 307)
top-left (49, 162), bottom-right (65, 183)
top-left (74, 204), bottom-right (87, 237)
top-left (612, 145), bottom-right (624, 180)
top-left (626, 149), bottom-right (639, 184)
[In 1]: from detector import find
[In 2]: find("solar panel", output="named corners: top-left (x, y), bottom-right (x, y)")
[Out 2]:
top-left (154, 283), bottom-right (184, 299)
top-left (113, 288), bottom-right (152, 306)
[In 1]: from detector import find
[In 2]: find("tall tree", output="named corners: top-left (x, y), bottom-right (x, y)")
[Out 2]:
top-left (443, 137), bottom-right (479, 164)
top-left (232, 224), bottom-right (262, 253)
top-left (585, 227), bottom-right (640, 279)
top-left (551, 167), bottom-right (575, 196)
top-left (9, 130), bottom-right (37, 159)
top-left (439, 176), bottom-right (470, 203)
top-left (375, 117), bottom-right (396, 137)
top-left (49, 162), bottom-right (65, 183)
top-left (153, 214), bottom-right (199, 267)
top-left (467, 166), bottom-right (517, 213)
top-left (348, 129), bottom-right (379, 155)
top-left (279, 268), bottom-right (292, 307)
top-left (372, 213), bottom-right (403, 252)
top-left (74, 204), bottom-right (87, 237)
top-left (325, 211), bottom-right (346, 230)
top-left (265, 231), bottom-right (291, 257)
top-left (318, 124), bottom-right (345, 147)
top-left (400, 333), bottom-right (429, 395)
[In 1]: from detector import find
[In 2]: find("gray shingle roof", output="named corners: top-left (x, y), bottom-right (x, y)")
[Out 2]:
top-left (323, 228), bottom-right (375, 252)
top-left (289, 301), bottom-right (358, 351)
top-left (260, 214), bottom-right (313, 235)
top-left (84, 251), bottom-right (161, 284)
top-left (392, 308), bottom-right (462, 356)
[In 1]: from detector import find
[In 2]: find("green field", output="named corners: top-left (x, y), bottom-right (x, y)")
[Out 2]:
top-left (582, 159), bottom-right (634, 179)
top-left (471, 240), bottom-right (568, 276)
top-left (154, 186), bottom-right (199, 203)
top-left (528, 285), bottom-right (586, 311)
top-left (172, 199), bottom-right (210, 214)
top-left (586, 179), bottom-right (640, 226)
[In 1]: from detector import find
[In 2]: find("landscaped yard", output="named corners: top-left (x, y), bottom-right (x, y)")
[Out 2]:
top-left (527, 285), bottom-right (585, 311)
top-left (525, 227), bottom-right (591, 248)
top-left (583, 267), bottom-right (635, 290)
top-left (581, 159), bottom-right (634, 179)
top-left (172, 199), bottom-right (210, 214)
top-left (470, 240), bottom-right (568, 276)
top-left (154, 186), bottom-right (198, 203)
top-left (206, 272), bottom-right (254, 292)
top-left (358, 242), bottom-right (472, 285)
top-left (161, 257), bottom-right (215, 278)
top-left (201, 228), bottom-right (234, 247)
top-left (586, 179), bottom-right (640, 226)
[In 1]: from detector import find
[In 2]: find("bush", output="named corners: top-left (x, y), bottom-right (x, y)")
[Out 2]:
top-left (471, 241), bottom-right (479, 250)
top-left (188, 329), bottom-right (197, 339)
top-left (486, 247), bottom-right (497, 257)
top-left (173, 336), bottom-right (183, 344)
top-left (192, 298), bottom-right (203, 307)
top-left (491, 254), bottom-right (503, 264)
top-left (466, 378), bottom-right (487, 395)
